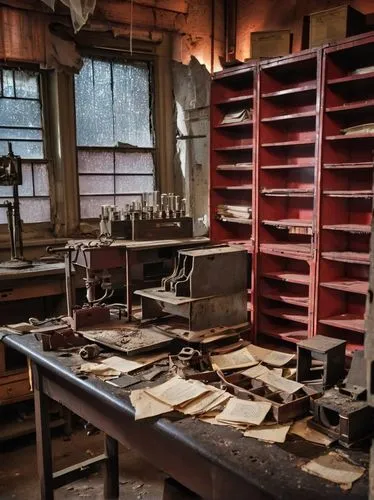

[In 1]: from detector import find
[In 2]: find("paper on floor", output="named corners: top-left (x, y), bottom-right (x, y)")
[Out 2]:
top-left (101, 356), bottom-right (143, 373)
top-left (210, 347), bottom-right (258, 370)
top-left (145, 376), bottom-right (210, 407)
top-left (301, 452), bottom-right (365, 488)
top-left (262, 351), bottom-right (295, 367)
top-left (79, 362), bottom-right (121, 379)
top-left (244, 424), bottom-right (291, 443)
top-left (216, 397), bottom-right (271, 426)
top-left (241, 364), bottom-right (270, 379)
top-left (246, 344), bottom-right (273, 361)
top-left (130, 389), bottom-right (173, 420)
top-left (258, 371), bottom-right (304, 394)
top-left (290, 417), bottom-right (335, 446)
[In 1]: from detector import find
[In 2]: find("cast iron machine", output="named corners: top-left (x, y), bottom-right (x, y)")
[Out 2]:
top-left (0, 142), bottom-right (31, 269)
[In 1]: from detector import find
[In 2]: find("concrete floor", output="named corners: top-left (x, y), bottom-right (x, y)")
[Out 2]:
top-left (0, 428), bottom-right (165, 499)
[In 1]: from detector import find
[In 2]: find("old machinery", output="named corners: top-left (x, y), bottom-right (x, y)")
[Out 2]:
top-left (0, 142), bottom-right (31, 269)
top-left (99, 191), bottom-right (193, 240)
top-left (135, 246), bottom-right (249, 333)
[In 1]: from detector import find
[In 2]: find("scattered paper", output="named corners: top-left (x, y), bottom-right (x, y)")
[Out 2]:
top-left (244, 424), bottom-right (291, 443)
top-left (290, 417), bottom-right (335, 446)
top-left (258, 371), bottom-right (304, 394)
top-left (302, 452), bottom-right (365, 488)
top-left (130, 389), bottom-right (173, 420)
top-left (106, 374), bottom-right (143, 388)
top-left (79, 362), bottom-right (121, 380)
top-left (241, 364), bottom-right (270, 379)
top-left (262, 351), bottom-right (295, 367)
top-left (210, 347), bottom-right (258, 370)
top-left (246, 344), bottom-right (273, 362)
top-left (145, 376), bottom-right (209, 407)
top-left (283, 367), bottom-right (297, 379)
top-left (178, 390), bottom-right (230, 416)
top-left (101, 356), bottom-right (143, 373)
top-left (216, 397), bottom-right (271, 426)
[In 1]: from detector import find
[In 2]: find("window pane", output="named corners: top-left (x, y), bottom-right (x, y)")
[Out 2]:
top-left (115, 194), bottom-right (142, 207)
top-left (0, 140), bottom-right (43, 159)
top-left (34, 164), bottom-right (49, 196)
top-left (3, 70), bottom-right (14, 97)
top-left (79, 175), bottom-right (114, 195)
top-left (14, 72), bottom-right (39, 98)
top-left (20, 198), bottom-right (50, 223)
top-left (0, 128), bottom-right (42, 140)
top-left (115, 175), bottom-right (153, 194)
top-left (115, 152), bottom-right (154, 174)
top-left (80, 195), bottom-right (114, 218)
top-left (75, 58), bottom-right (114, 146)
top-left (78, 150), bottom-right (114, 173)
top-left (113, 62), bottom-right (152, 147)
top-left (0, 185), bottom-right (12, 197)
top-left (0, 99), bottom-right (42, 128)
top-left (18, 164), bottom-right (33, 196)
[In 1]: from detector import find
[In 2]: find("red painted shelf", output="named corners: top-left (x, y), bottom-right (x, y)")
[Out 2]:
top-left (262, 138), bottom-right (315, 148)
top-left (323, 190), bottom-right (372, 198)
top-left (261, 163), bottom-right (314, 170)
top-left (261, 111), bottom-right (316, 123)
top-left (261, 83), bottom-right (317, 99)
top-left (260, 243), bottom-right (312, 258)
top-left (261, 291), bottom-right (309, 308)
top-left (213, 185), bottom-right (252, 190)
top-left (214, 145), bottom-right (253, 151)
top-left (320, 279), bottom-right (368, 295)
top-left (322, 223), bottom-right (371, 233)
top-left (214, 95), bottom-right (254, 105)
top-left (262, 271), bottom-right (310, 286)
top-left (319, 313), bottom-right (365, 334)
top-left (327, 71), bottom-right (374, 86)
top-left (262, 219), bottom-right (312, 229)
top-left (261, 306), bottom-right (309, 324)
top-left (216, 164), bottom-right (252, 171)
top-left (326, 133), bottom-right (374, 141)
top-left (215, 120), bottom-right (253, 129)
top-left (261, 188), bottom-right (314, 197)
top-left (324, 162), bottom-right (373, 170)
top-left (216, 216), bottom-right (252, 225)
top-left (322, 251), bottom-right (370, 265)
top-left (326, 98), bottom-right (374, 114)
top-left (260, 325), bottom-right (308, 343)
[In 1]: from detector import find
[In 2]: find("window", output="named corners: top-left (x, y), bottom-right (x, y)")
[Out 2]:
top-left (0, 68), bottom-right (50, 224)
top-left (74, 56), bottom-right (155, 219)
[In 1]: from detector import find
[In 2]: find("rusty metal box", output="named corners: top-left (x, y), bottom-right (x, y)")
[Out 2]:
top-left (110, 217), bottom-right (193, 241)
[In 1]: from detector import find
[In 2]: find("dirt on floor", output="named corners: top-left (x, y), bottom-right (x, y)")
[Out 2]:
top-left (0, 428), bottom-right (165, 499)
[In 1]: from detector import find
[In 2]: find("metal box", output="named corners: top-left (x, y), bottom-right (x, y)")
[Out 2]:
top-left (250, 30), bottom-right (292, 59)
top-left (110, 217), bottom-right (193, 241)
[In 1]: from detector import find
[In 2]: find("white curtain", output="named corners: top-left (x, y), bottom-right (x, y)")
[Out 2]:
top-left (41, 0), bottom-right (96, 32)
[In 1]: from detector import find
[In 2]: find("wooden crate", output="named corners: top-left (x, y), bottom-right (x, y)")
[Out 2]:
top-left (250, 30), bottom-right (291, 59)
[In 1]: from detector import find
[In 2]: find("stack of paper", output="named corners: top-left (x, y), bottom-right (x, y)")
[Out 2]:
top-left (177, 387), bottom-right (231, 416)
top-left (257, 371), bottom-right (304, 394)
top-left (216, 205), bottom-right (252, 220)
top-left (244, 423), bottom-right (291, 443)
top-left (221, 109), bottom-right (252, 124)
top-left (210, 347), bottom-right (258, 371)
top-left (216, 397), bottom-right (272, 427)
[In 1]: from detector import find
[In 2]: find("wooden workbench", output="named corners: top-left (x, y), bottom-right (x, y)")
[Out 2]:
top-left (1, 332), bottom-right (368, 500)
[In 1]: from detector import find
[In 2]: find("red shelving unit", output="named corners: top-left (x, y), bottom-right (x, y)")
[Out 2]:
top-left (210, 62), bottom-right (257, 326)
top-left (256, 50), bottom-right (321, 346)
top-left (316, 32), bottom-right (374, 358)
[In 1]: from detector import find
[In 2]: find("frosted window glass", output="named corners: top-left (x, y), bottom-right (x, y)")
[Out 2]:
top-left (75, 58), bottom-right (153, 148)
top-left (0, 140), bottom-right (43, 159)
top-left (14, 72), bottom-right (39, 98)
top-left (115, 152), bottom-right (154, 174)
top-left (20, 198), bottom-right (50, 223)
top-left (81, 196), bottom-right (114, 218)
top-left (113, 62), bottom-right (152, 147)
top-left (34, 165), bottom-right (49, 196)
top-left (78, 150), bottom-right (114, 173)
top-left (0, 185), bottom-right (12, 197)
top-left (0, 99), bottom-right (41, 128)
top-left (79, 175), bottom-right (114, 195)
top-left (18, 164), bottom-right (33, 196)
top-left (3, 70), bottom-right (14, 97)
top-left (115, 194), bottom-right (142, 207)
top-left (0, 128), bottom-right (42, 140)
top-left (115, 175), bottom-right (153, 194)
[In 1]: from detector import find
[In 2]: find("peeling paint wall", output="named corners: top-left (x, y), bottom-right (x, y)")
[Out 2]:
top-left (236, 0), bottom-right (374, 60)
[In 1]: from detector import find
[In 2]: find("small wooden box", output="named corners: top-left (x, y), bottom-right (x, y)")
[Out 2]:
top-left (250, 30), bottom-right (292, 59)
top-left (306, 5), bottom-right (366, 48)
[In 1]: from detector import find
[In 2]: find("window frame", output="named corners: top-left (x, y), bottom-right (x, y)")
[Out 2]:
top-left (0, 63), bottom-right (56, 239)
top-left (73, 47), bottom-right (158, 223)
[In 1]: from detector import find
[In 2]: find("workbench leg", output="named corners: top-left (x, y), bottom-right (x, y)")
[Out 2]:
top-left (125, 250), bottom-right (133, 322)
top-left (33, 364), bottom-right (54, 500)
top-left (104, 434), bottom-right (119, 499)
top-left (162, 478), bottom-right (200, 499)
